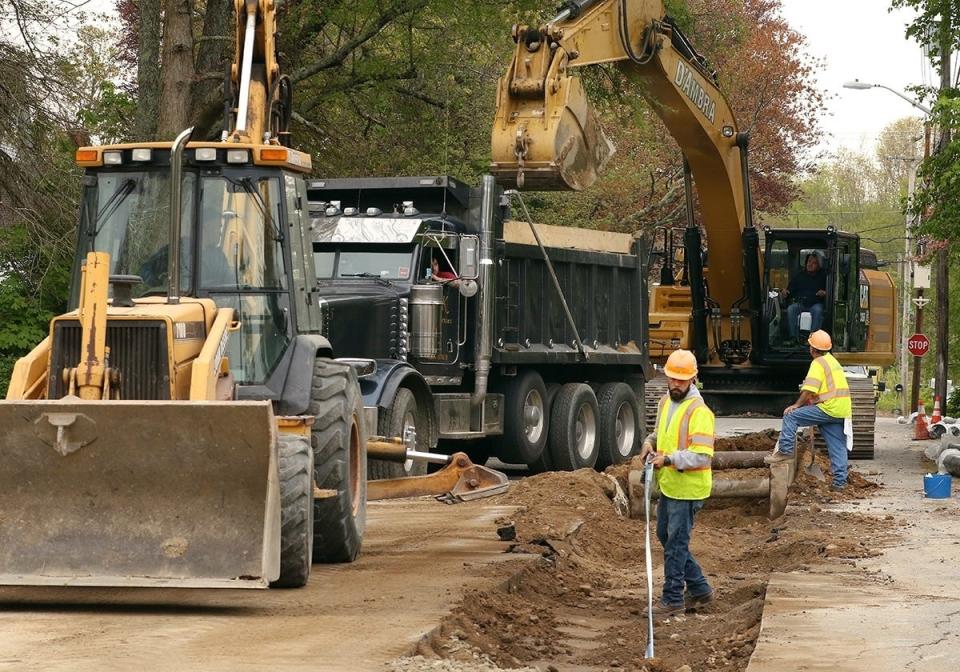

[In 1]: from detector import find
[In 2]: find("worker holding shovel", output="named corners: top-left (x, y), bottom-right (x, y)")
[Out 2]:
top-left (766, 330), bottom-right (852, 491)
top-left (639, 349), bottom-right (716, 618)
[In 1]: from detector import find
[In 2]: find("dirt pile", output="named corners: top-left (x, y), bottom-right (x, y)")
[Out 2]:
top-left (715, 429), bottom-right (779, 453)
top-left (406, 431), bottom-right (895, 672)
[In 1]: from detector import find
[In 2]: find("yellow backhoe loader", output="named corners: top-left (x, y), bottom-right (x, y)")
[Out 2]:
top-left (1, 0), bottom-right (504, 590)
top-left (491, 0), bottom-right (897, 457)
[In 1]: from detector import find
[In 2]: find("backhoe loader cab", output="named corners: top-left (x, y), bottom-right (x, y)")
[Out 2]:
top-left (70, 143), bottom-right (321, 385)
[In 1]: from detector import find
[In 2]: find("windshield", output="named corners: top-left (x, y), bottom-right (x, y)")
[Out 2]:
top-left (199, 175), bottom-right (285, 290)
top-left (80, 171), bottom-right (196, 295)
top-left (314, 246), bottom-right (414, 280)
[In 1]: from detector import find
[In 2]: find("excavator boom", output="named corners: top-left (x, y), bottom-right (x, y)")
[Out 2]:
top-left (491, 0), bottom-right (749, 335)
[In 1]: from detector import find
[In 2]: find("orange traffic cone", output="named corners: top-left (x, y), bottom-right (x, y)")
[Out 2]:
top-left (932, 395), bottom-right (943, 424)
top-left (915, 400), bottom-right (930, 441)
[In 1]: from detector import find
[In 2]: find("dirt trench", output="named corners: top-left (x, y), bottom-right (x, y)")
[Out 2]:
top-left (390, 431), bottom-right (896, 672)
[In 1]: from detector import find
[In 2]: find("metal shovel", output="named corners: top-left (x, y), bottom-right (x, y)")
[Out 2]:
top-left (804, 445), bottom-right (826, 482)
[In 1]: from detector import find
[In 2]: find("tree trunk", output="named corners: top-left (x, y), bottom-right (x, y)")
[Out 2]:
top-left (157, 0), bottom-right (196, 139)
top-left (133, 0), bottom-right (162, 140)
top-left (192, 0), bottom-right (233, 139)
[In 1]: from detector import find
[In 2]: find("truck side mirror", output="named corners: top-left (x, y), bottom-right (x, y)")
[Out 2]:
top-left (459, 235), bottom-right (480, 280)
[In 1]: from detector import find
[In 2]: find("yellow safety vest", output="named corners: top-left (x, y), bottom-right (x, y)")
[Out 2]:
top-left (655, 394), bottom-right (715, 500)
top-left (801, 353), bottom-right (851, 419)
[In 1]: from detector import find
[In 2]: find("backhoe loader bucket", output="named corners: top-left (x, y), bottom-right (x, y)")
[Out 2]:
top-left (491, 74), bottom-right (615, 191)
top-left (0, 399), bottom-right (281, 588)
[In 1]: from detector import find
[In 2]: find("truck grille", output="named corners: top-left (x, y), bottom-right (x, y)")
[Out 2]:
top-left (48, 320), bottom-right (171, 400)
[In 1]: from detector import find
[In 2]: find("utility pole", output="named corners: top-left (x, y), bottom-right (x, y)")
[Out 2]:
top-left (911, 126), bottom-right (933, 414)
top-left (935, 15), bottom-right (951, 408)
top-left (900, 153), bottom-right (921, 405)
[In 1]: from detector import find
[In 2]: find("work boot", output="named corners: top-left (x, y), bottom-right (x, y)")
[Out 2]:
top-left (648, 601), bottom-right (685, 619)
top-left (829, 483), bottom-right (846, 493)
top-left (764, 450), bottom-right (794, 464)
top-left (685, 588), bottom-right (715, 608)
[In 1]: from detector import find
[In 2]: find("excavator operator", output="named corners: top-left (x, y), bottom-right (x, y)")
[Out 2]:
top-left (784, 253), bottom-right (827, 339)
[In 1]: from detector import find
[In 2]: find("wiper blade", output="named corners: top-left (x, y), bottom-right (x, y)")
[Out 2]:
top-left (236, 177), bottom-right (284, 242)
top-left (91, 178), bottom-right (137, 237)
top-left (341, 272), bottom-right (393, 286)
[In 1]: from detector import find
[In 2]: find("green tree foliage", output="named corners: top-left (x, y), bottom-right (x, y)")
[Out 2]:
top-left (0, 1), bottom-right (129, 392)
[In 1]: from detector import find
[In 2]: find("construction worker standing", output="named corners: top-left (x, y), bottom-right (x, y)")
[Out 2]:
top-left (639, 349), bottom-right (715, 618)
top-left (766, 329), bottom-right (851, 491)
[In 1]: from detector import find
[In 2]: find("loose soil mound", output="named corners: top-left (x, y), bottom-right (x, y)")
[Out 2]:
top-left (402, 430), bottom-right (895, 672)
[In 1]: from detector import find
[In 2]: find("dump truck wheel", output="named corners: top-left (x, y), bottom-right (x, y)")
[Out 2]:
top-left (595, 383), bottom-right (641, 469)
top-left (271, 434), bottom-right (314, 588)
top-left (549, 383), bottom-right (600, 471)
top-left (368, 388), bottom-right (428, 480)
top-left (500, 370), bottom-right (549, 464)
top-left (527, 383), bottom-right (561, 473)
top-left (310, 359), bottom-right (367, 563)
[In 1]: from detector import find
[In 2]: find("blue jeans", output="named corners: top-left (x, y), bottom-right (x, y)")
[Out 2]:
top-left (656, 495), bottom-right (710, 606)
top-left (778, 404), bottom-right (848, 487)
top-left (787, 302), bottom-right (824, 338)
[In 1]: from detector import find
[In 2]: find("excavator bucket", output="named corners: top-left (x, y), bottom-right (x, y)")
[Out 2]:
top-left (0, 399), bottom-right (281, 588)
top-left (491, 73), bottom-right (615, 191)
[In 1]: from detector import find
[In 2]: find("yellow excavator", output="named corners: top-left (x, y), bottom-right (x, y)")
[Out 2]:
top-left (491, 0), bottom-right (897, 457)
top-left (1, 0), bottom-right (504, 590)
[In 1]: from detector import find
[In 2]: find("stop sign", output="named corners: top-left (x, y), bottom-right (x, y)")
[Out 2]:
top-left (908, 333), bottom-right (930, 357)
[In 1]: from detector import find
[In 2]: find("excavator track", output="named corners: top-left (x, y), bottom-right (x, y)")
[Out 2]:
top-left (644, 375), bottom-right (668, 434)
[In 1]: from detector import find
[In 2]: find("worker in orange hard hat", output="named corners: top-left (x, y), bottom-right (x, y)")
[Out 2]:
top-left (766, 330), bottom-right (852, 491)
top-left (639, 349), bottom-right (715, 618)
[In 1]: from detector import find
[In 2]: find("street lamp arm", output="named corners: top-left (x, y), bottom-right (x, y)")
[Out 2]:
top-left (843, 79), bottom-right (932, 115)
top-left (873, 84), bottom-right (932, 115)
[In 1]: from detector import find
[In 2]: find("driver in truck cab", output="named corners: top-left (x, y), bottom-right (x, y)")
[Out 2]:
top-left (429, 255), bottom-right (458, 282)
top-left (784, 253), bottom-right (827, 339)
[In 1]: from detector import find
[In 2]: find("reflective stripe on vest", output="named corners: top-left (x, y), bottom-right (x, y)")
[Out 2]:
top-left (813, 356), bottom-right (851, 401)
top-left (676, 398), bottom-right (707, 452)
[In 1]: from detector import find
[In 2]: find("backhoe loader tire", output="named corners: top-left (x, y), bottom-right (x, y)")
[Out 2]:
top-left (596, 382), bottom-right (641, 469)
top-left (271, 434), bottom-right (314, 588)
top-left (549, 383), bottom-right (600, 471)
top-left (310, 359), bottom-right (367, 563)
top-left (368, 388), bottom-right (428, 480)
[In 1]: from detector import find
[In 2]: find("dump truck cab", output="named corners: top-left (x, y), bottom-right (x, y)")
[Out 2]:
top-left (309, 204), bottom-right (480, 371)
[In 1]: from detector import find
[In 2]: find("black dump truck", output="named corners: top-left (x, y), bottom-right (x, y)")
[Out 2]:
top-left (306, 175), bottom-right (652, 477)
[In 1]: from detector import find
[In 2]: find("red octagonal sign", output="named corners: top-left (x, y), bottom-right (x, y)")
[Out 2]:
top-left (908, 333), bottom-right (930, 357)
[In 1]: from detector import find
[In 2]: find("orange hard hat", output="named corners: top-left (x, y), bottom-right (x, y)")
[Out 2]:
top-left (664, 349), bottom-right (698, 381)
top-left (808, 330), bottom-right (832, 351)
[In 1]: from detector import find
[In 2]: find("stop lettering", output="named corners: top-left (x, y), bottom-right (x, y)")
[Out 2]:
top-left (907, 333), bottom-right (930, 357)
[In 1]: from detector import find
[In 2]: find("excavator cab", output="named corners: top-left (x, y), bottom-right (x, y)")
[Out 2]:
top-left (759, 228), bottom-right (867, 359)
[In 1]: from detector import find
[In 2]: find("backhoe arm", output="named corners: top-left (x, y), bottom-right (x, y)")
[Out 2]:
top-left (491, 0), bottom-right (751, 345)
top-left (227, 0), bottom-right (291, 145)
